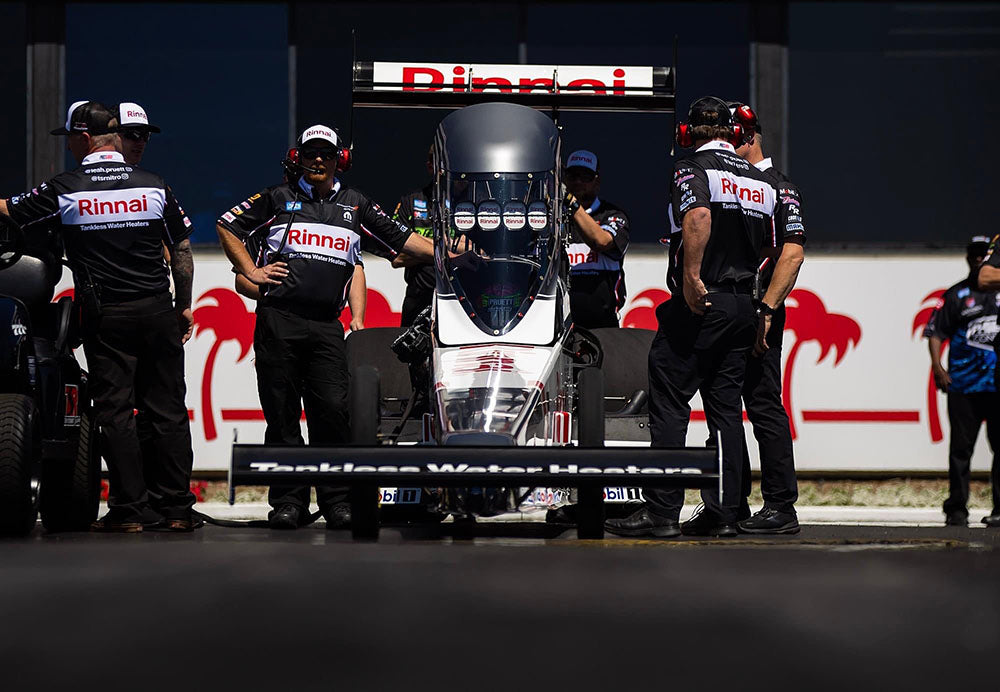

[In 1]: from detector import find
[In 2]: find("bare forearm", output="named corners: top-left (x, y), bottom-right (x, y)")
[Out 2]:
top-left (978, 264), bottom-right (1000, 291)
top-left (681, 208), bottom-right (711, 281)
top-left (392, 252), bottom-right (423, 268)
top-left (762, 243), bottom-right (805, 309)
top-left (217, 224), bottom-right (256, 276)
top-left (401, 232), bottom-right (434, 261)
top-left (0, 199), bottom-right (9, 217)
top-left (169, 239), bottom-right (194, 310)
top-left (572, 208), bottom-right (614, 252)
top-left (348, 266), bottom-right (366, 323)
top-left (235, 274), bottom-right (260, 300)
top-left (928, 336), bottom-right (945, 370)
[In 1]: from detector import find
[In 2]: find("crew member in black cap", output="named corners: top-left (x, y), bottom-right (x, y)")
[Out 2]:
top-left (562, 149), bottom-right (631, 328)
top-left (218, 124), bottom-right (435, 530)
top-left (727, 102), bottom-right (806, 534)
top-left (1, 100), bottom-right (197, 532)
top-left (940, 236), bottom-right (1000, 528)
top-left (605, 96), bottom-right (777, 538)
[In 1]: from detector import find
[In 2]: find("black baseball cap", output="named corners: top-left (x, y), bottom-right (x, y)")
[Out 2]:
top-left (688, 96), bottom-right (733, 128)
top-left (968, 236), bottom-right (991, 254)
top-left (50, 100), bottom-right (119, 136)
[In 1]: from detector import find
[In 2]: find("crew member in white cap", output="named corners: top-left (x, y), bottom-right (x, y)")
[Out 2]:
top-left (217, 124), bottom-right (435, 530)
top-left (116, 102), bottom-right (161, 166)
top-left (562, 150), bottom-right (631, 328)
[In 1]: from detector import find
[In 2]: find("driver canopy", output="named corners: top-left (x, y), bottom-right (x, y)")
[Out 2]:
top-left (433, 103), bottom-right (560, 334)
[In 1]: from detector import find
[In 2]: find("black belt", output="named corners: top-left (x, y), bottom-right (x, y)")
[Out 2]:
top-left (703, 281), bottom-right (753, 295)
top-left (259, 297), bottom-right (343, 322)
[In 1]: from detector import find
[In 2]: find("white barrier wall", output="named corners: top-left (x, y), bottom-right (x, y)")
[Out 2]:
top-left (56, 249), bottom-right (991, 472)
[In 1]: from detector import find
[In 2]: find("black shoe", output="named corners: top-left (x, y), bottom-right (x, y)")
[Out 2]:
top-left (738, 507), bottom-right (800, 535)
top-left (269, 504), bottom-right (302, 530)
top-left (140, 507), bottom-right (167, 531)
top-left (681, 506), bottom-right (737, 537)
top-left (738, 503), bottom-right (752, 522)
top-left (945, 511), bottom-right (968, 527)
top-left (982, 513), bottom-right (1000, 528)
top-left (545, 505), bottom-right (578, 525)
top-left (604, 506), bottom-right (680, 537)
top-left (164, 510), bottom-right (204, 533)
top-left (324, 503), bottom-right (352, 530)
top-left (90, 513), bottom-right (143, 533)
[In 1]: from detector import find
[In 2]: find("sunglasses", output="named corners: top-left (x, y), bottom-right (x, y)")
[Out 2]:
top-left (300, 147), bottom-right (339, 161)
top-left (120, 129), bottom-right (151, 142)
top-left (565, 168), bottom-right (597, 182)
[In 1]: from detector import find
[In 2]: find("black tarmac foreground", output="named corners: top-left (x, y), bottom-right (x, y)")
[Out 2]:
top-left (1, 523), bottom-right (998, 691)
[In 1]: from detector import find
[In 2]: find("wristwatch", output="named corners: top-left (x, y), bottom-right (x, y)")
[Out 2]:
top-left (756, 300), bottom-right (776, 316)
top-left (564, 192), bottom-right (580, 215)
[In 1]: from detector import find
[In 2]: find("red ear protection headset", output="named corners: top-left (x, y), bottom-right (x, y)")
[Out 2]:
top-left (286, 128), bottom-right (353, 174)
top-left (675, 96), bottom-right (744, 149)
top-left (728, 102), bottom-right (759, 146)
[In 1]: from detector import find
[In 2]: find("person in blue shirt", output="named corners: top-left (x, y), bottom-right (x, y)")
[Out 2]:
top-left (925, 236), bottom-right (1000, 527)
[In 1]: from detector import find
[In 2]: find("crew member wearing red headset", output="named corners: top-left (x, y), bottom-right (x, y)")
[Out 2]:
top-left (217, 124), bottom-right (434, 529)
top-left (727, 102), bottom-right (806, 534)
top-left (606, 97), bottom-right (779, 538)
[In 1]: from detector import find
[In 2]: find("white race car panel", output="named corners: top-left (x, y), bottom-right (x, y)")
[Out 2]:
top-left (435, 292), bottom-right (557, 346)
top-left (435, 344), bottom-right (557, 392)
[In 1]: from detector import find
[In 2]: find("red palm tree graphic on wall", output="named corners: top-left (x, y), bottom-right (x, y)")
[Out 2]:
top-left (782, 289), bottom-right (862, 439)
top-left (192, 289), bottom-right (256, 441)
top-left (912, 289), bottom-right (948, 443)
top-left (622, 288), bottom-right (670, 330)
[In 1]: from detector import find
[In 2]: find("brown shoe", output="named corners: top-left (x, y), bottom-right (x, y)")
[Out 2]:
top-left (90, 515), bottom-right (143, 533)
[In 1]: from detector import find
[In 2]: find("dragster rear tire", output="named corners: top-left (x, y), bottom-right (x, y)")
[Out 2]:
top-left (576, 367), bottom-right (605, 539)
top-left (350, 365), bottom-right (380, 540)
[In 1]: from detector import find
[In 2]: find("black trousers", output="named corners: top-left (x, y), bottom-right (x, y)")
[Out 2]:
top-left (944, 391), bottom-right (1000, 516)
top-left (739, 307), bottom-right (797, 513)
top-left (644, 294), bottom-right (757, 523)
top-left (254, 304), bottom-right (350, 513)
top-left (83, 293), bottom-right (194, 522)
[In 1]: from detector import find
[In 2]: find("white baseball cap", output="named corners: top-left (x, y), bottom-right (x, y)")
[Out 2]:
top-left (566, 149), bottom-right (599, 172)
top-left (298, 124), bottom-right (339, 147)
top-left (117, 102), bottom-right (161, 133)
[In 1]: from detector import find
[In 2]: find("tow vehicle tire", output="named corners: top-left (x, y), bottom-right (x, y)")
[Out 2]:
top-left (576, 367), bottom-right (605, 539)
top-left (40, 412), bottom-right (100, 532)
top-left (350, 365), bottom-right (380, 540)
top-left (0, 394), bottom-right (39, 536)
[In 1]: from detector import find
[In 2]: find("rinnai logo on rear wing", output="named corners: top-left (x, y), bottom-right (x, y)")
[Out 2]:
top-left (353, 61), bottom-right (675, 113)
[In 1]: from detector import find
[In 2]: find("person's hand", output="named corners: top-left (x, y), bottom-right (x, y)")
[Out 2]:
top-left (683, 276), bottom-right (710, 315)
top-left (932, 365), bottom-right (951, 392)
top-left (449, 250), bottom-right (486, 271)
top-left (177, 307), bottom-right (194, 344)
top-left (246, 261), bottom-right (288, 286)
top-left (350, 316), bottom-right (365, 333)
top-left (753, 312), bottom-right (772, 356)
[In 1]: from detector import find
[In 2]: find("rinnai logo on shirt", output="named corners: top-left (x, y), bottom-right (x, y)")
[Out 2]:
top-left (372, 62), bottom-right (654, 95)
top-left (58, 187), bottom-right (165, 224)
top-left (707, 170), bottom-right (775, 214)
top-left (270, 222), bottom-right (360, 261)
top-left (566, 241), bottom-right (620, 272)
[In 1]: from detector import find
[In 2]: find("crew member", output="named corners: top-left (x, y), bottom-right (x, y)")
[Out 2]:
top-left (728, 103), bottom-right (805, 534)
top-left (117, 101), bottom-right (160, 166)
top-left (0, 100), bottom-right (197, 532)
top-left (217, 124), bottom-right (434, 530)
top-left (390, 147), bottom-right (436, 328)
top-left (934, 237), bottom-right (1000, 527)
top-left (562, 150), bottom-right (630, 328)
top-left (605, 96), bottom-right (777, 538)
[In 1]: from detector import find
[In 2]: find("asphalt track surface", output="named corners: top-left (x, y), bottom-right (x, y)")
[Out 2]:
top-left (2, 523), bottom-right (998, 691)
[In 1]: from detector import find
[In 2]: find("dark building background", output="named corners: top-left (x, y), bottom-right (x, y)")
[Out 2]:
top-left (3, 1), bottom-right (998, 247)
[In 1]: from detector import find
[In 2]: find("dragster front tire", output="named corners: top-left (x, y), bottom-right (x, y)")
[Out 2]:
top-left (349, 365), bottom-right (380, 540)
top-left (576, 367), bottom-right (605, 539)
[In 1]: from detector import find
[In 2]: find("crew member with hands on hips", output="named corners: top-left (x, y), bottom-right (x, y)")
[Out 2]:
top-left (217, 124), bottom-right (434, 530)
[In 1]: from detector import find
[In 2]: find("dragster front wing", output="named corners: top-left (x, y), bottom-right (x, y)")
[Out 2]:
top-left (229, 444), bottom-right (721, 540)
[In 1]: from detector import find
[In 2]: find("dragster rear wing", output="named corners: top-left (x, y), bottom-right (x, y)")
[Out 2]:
top-left (229, 443), bottom-right (720, 539)
top-left (352, 61), bottom-right (675, 113)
